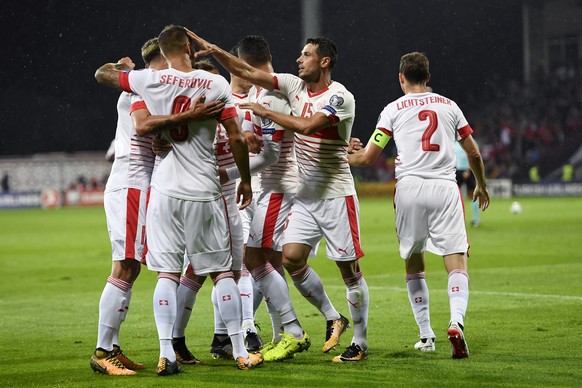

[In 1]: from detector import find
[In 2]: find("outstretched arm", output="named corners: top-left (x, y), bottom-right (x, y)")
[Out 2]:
top-left (185, 29), bottom-right (275, 91)
top-left (239, 102), bottom-right (331, 136)
top-left (459, 135), bottom-right (490, 210)
top-left (95, 57), bottom-right (135, 90)
top-left (348, 128), bottom-right (391, 166)
top-left (131, 96), bottom-right (225, 136)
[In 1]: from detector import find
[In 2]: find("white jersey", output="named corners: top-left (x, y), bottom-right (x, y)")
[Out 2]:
top-left (249, 85), bottom-right (297, 194)
top-left (377, 92), bottom-right (473, 182)
top-left (233, 93), bottom-right (262, 193)
top-left (273, 73), bottom-right (356, 199)
top-left (105, 92), bottom-right (155, 192)
top-left (120, 68), bottom-right (238, 201)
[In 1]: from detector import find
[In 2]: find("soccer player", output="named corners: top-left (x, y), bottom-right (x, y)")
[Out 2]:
top-left (455, 141), bottom-right (480, 227)
top-left (188, 30), bottom-right (369, 362)
top-left (348, 52), bottom-right (490, 359)
top-left (95, 25), bottom-right (262, 373)
top-left (220, 35), bottom-right (312, 361)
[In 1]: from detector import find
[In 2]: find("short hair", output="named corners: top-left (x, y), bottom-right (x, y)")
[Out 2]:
top-left (158, 24), bottom-right (189, 57)
top-left (237, 35), bottom-right (271, 67)
top-left (229, 44), bottom-right (239, 57)
top-left (399, 52), bottom-right (430, 84)
top-left (306, 37), bottom-right (337, 69)
top-left (194, 59), bottom-right (218, 73)
top-left (141, 38), bottom-right (161, 67)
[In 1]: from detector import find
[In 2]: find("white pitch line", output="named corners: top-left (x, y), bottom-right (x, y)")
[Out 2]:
top-left (324, 284), bottom-right (582, 302)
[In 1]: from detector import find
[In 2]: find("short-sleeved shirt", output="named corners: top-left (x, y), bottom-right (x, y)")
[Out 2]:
top-left (119, 68), bottom-right (237, 201)
top-left (105, 92), bottom-right (155, 192)
top-left (249, 85), bottom-right (297, 194)
top-left (273, 73), bottom-right (356, 199)
top-left (376, 92), bottom-right (473, 182)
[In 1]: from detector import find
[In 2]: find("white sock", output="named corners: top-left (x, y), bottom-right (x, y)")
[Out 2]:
top-left (112, 287), bottom-right (132, 347)
top-left (290, 264), bottom-right (340, 321)
top-left (173, 276), bottom-right (203, 339)
top-left (211, 287), bottom-right (227, 335)
top-left (214, 274), bottom-right (247, 360)
top-left (448, 270), bottom-right (470, 326)
top-left (238, 271), bottom-right (256, 333)
top-left (345, 273), bottom-right (369, 350)
top-left (153, 274), bottom-right (179, 361)
top-left (407, 273), bottom-right (435, 339)
top-left (96, 277), bottom-right (131, 352)
top-left (251, 262), bottom-right (302, 338)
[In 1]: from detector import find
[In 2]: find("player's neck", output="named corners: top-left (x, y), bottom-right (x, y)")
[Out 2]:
top-left (168, 54), bottom-right (194, 72)
top-left (308, 73), bottom-right (332, 93)
top-left (404, 84), bottom-right (428, 94)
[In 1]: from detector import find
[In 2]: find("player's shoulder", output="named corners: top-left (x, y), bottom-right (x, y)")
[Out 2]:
top-left (274, 72), bottom-right (305, 88)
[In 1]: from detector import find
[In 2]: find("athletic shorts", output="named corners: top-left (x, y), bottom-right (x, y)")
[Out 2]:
top-left (104, 187), bottom-right (148, 261)
top-left (247, 191), bottom-right (294, 251)
top-left (238, 191), bottom-right (259, 244)
top-left (282, 195), bottom-right (364, 261)
top-left (145, 188), bottom-right (232, 275)
top-left (394, 176), bottom-right (468, 259)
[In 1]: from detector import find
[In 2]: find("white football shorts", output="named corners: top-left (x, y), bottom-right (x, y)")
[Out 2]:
top-left (394, 175), bottom-right (468, 259)
top-left (238, 191), bottom-right (259, 244)
top-left (247, 192), bottom-right (294, 251)
top-left (104, 187), bottom-right (148, 261)
top-left (282, 195), bottom-right (364, 261)
top-left (145, 188), bottom-right (232, 275)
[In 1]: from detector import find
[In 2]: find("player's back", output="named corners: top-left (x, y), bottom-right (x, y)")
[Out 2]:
top-left (124, 68), bottom-right (236, 201)
top-left (381, 92), bottom-right (472, 182)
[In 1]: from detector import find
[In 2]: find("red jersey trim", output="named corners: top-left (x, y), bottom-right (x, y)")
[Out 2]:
top-left (232, 92), bottom-right (248, 99)
top-left (272, 129), bottom-right (285, 141)
top-left (261, 193), bottom-right (284, 249)
top-left (327, 114), bottom-right (340, 126)
top-left (219, 106), bottom-right (238, 121)
top-left (457, 124), bottom-right (473, 139)
top-left (119, 72), bottom-right (132, 93)
top-left (273, 75), bottom-right (279, 90)
top-left (378, 127), bottom-right (393, 137)
top-left (124, 188), bottom-right (141, 259)
top-left (130, 100), bottom-right (147, 114)
top-left (345, 195), bottom-right (365, 259)
top-left (307, 85), bottom-right (330, 98)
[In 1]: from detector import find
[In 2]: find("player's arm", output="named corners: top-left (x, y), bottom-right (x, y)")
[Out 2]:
top-left (185, 29), bottom-right (275, 90)
top-left (239, 102), bottom-right (331, 135)
top-left (221, 117), bottom-right (252, 209)
top-left (458, 134), bottom-right (490, 210)
top-left (131, 96), bottom-right (225, 136)
top-left (95, 57), bottom-right (135, 90)
top-left (348, 128), bottom-right (391, 166)
top-left (223, 140), bottom-right (281, 182)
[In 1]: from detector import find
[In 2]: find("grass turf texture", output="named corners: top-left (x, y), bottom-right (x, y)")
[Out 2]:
top-left (0, 197), bottom-right (581, 387)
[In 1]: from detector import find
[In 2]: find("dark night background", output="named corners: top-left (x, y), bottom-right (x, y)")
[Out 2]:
top-left (0, 0), bottom-right (522, 156)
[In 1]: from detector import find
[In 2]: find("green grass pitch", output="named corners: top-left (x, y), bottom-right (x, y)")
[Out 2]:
top-left (0, 197), bottom-right (581, 387)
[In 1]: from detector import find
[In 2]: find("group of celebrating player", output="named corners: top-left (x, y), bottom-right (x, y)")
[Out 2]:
top-left (91, 24), bottom-right (490, 376)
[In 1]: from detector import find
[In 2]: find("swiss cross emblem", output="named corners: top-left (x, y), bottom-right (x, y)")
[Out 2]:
top-left (222, 294), bottom-right (232, 302)
top-left (451, 286), bottom-right (460, 293)
top-left (159, 300), bottom-right (169, 305)
top-left (414, 297), bottom-right (423, 303)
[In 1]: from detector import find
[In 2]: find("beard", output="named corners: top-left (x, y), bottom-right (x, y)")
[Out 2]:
top-left (299, 70), bottom-right (320, 83)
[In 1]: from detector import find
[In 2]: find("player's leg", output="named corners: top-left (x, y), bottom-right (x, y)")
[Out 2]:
top-left (331, 259), bottom-right (369, 363)
top-left (92, 188), bottom-right (146, 375)
top-left (444, 253), bottom-right (470, 359)
top-left (172, 263), bottom-right (206, 365)
top-left (405, 253), bottom-right (435, 351)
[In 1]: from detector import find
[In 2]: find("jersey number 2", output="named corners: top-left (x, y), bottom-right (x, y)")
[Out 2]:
top-left (169, 96), bottom-right (191, 142)
top-left (419, 110), bottom-right (440, 152)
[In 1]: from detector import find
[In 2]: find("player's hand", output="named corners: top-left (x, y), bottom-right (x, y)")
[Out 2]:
top-left (472, 185), bottom-right (490, 211)
top-left (239, 102), bottom-right (269, 118)
top-left (117, 57), bottom-right (135, 70)
top-left (244, 131), bottom-right (263, 154)
top-left (236, 180), bottom-right (252, 210)
top-left (184, 28), bottom-right (215, 58)
top-left (152, 134), bottom-right (172, 156)
top-left (348, 137), bottom-right (364, 154)
top-left (184, 95), bottom-right (225, 121)
top-left (218, 167), bottom-right (229, 184)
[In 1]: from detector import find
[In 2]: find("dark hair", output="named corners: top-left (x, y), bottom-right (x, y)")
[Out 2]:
top-left (306, 37), bottom-right (337, 69)
top-left (141, 38), bottom-right (161, 67)
top-left (399, 52), bottom-right (430, 84)
top-left (229, 44), bottom-right (239, 57)
top-left (158, 24), bottom-right (188, 56)
top-left (194, 59), bottom-right (218, 73)
top-left (237, 35), bottom-right (271, 66)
